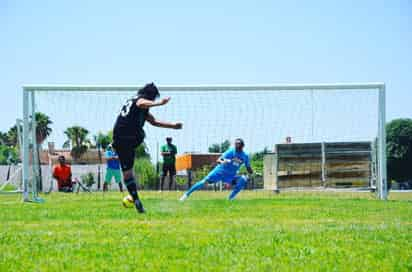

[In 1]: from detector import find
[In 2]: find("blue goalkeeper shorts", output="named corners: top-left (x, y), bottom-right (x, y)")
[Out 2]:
top-left (205, 169), bottom-right (238, 184)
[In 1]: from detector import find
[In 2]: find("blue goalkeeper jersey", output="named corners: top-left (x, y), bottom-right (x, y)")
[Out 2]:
top-left (215, 148), bottom-right (250, 176)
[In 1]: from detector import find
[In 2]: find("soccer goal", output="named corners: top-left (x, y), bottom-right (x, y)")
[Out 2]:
top-left (21, 83), bottom-right (387, 201)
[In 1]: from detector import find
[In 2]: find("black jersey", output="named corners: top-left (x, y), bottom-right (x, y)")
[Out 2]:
top-left (113, 95), bottom-right (148, 144)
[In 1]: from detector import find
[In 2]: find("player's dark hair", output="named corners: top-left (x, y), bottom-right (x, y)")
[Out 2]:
top-left (137, 83), bottom-right (160, 101)
top-left (235, 138), bottom-right (245, 147)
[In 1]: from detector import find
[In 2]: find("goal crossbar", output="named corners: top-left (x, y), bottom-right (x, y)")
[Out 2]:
top-left (23, 82), bottom-right (385, 92)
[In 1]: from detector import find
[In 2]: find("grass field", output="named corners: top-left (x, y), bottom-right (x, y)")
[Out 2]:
top-left (1, 191), bottom-right (411, 271)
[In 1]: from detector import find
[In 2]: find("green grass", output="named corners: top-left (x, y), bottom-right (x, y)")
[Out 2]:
top-left (0, 183), bottom-right (17, 191)
top-left (1, 191), bottom-right (411, 271)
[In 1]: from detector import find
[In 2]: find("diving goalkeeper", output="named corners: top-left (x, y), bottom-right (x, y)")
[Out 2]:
top-left (179, 138), bottom-right (253, 201)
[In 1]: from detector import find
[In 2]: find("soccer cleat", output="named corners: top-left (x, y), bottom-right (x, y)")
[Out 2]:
top-left (134, 199), bottom-right (146, 213)
top-left (179, 193), bottom-right (188, 202)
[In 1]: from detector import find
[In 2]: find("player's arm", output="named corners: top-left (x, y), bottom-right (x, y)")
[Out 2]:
top-left (217, 157), bottom-right (231, 164)
top-left (106, 153), bottom-right (119, 160)
top-left (166, 146), bottom-right (177, 156)
top-left (245, 156), bottom-right (253, 174)
top-left (217, 149), bottom-right (232, 164)
top-left (136, 97), bottom-right (171, 109)
top-left (146, 112), bottom-right (183, 129)
top-left (105, 152), bottom-right (113, 160)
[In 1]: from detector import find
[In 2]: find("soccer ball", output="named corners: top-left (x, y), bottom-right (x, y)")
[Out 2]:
top-left (122, 195), bottom-right (134, 208)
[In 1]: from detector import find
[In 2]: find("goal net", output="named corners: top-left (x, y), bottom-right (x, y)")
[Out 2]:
top-left (21, 83), bottom-right (387, 200)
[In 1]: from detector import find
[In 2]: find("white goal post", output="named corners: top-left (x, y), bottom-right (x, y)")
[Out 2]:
top-left (22, 83), bottom-right (387, 200)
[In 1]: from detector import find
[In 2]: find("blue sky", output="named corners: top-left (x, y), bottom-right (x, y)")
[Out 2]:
top-left (1, 0), bottom-right (411, 135)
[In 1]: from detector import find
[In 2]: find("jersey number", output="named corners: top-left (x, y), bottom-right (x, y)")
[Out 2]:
top-left (120, 100), bottom-right (133, 117)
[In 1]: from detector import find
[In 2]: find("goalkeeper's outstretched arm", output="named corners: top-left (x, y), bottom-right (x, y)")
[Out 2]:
top-left (146, 112), bottom-right (183, 129)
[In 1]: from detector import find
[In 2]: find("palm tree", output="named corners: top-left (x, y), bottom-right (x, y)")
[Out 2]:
top-left (94, 131), bottom-right (112, 150)
top-left (64, 126), bottom-right (90, 161)
top-left (0, 132), bottom-right (8, 146)
top-left (34, 112), bottom-right (53, 192)
top-left (35, 112), bottom-right (53, 144)
top-left (6, 126), bottom-right (19, 147)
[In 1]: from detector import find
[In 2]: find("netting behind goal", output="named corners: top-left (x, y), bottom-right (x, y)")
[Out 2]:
top-left (21, 84), bottom-right (387, 199)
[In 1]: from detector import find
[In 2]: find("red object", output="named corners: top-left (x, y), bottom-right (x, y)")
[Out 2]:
top-left (53, 164), bottom-right (72, 189)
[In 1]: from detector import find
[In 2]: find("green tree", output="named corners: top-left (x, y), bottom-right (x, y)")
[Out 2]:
top-left (0, 145), bottom-right (18, 165)
top-left (134, 158), bottom-right (157, 188)
top-left (237, 148), bottom-right (269, 175)
top-left (0, 132), bottom-right (8, 146)
top-left (208, 140), bottom-right (231, 153)
top-left (386, 118), bottom-right (412, 183)
top-left (6, 126), bottom-right (19, 147)
top-left (251, 147), bottom-right (270, 161)
top-left (34, 112), bottom-right (53, 144)
top-left (63, 126), bottom-right (91, 161)
top-left (135, 142), bottom-right (150, 159)
top-left (34, 112), bottom-right (52, 191)
top-left (94, 131), bottom-right (112, 149)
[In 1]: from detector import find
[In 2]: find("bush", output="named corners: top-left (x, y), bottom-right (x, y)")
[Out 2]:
top-left (176, 176), bottom-right (187, 186)
top-left (134, 158), bottom-right (158, 189)
top-left (81, 172), bottom-right (96, 188)
top-left (193, 165), bottom-right (213, 181)
top-left (237, 149), bottom-right (268, 175)
top-left (0, 145), bottom-right (18, 165)
top-left (386, 118), bottom-right (412, 183)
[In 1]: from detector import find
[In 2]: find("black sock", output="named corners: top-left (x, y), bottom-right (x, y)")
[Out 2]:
top-left (124, 177), bottom-right (139, 201)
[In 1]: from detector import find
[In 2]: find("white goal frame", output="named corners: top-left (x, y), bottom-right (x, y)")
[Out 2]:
top-left (22, 83), bottom-right (387, 200)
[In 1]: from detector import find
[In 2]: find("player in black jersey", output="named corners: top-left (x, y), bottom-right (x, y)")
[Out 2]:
top-left (113, 83), bottom-right (182, 213)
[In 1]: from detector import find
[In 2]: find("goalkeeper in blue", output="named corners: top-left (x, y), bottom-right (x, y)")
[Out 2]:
top-left (179, 138), bottom-right (253, 201)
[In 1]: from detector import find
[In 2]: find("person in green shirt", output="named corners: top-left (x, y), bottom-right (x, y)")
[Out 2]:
top-left (160, 137), bottom-right (177, 191)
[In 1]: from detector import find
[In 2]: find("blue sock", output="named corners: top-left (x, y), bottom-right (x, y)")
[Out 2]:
top-left (229, 176), bottom-right (247, 200)
top-left (185, 179), bottom-right (206, 197)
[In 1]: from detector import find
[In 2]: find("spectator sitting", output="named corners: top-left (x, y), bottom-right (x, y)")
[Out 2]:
top-left (53, 155), bottom-right (73, 192)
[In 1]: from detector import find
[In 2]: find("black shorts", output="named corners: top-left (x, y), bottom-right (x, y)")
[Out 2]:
top-left (112, 139), bottom-right (141, 171)
top-left (162, 164), bottom-right (176, 177)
